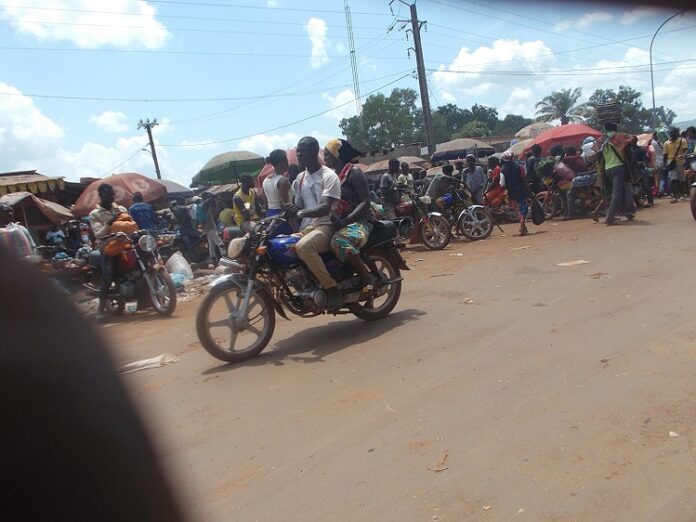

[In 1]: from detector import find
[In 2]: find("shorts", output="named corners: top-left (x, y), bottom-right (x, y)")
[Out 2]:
top-left (330, 220), bottom-right (372, 261)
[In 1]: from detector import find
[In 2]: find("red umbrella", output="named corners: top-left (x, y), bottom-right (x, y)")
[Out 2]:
top-left (523, 124), bottom-right (601, 157)
top-left (71, 172), bottom-right (166, 217)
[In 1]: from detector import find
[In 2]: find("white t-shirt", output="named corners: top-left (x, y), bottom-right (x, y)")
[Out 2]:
top-left (263, 171), bottom-right (284, 210)
top-left (292, 166), bottom-right (341, 228)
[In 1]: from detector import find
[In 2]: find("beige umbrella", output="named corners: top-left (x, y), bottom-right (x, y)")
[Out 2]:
top-left (515, 122), bottom-right (553, 140)
top-left (363, 155), bottom-right (427, 175)
top-left (505, 138), bottom-right (535, 159)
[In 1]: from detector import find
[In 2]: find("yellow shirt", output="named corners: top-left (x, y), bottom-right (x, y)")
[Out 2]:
top-left (232, 189), bottom-right (259, 225)
top-left (219, 208), bottom-right (235, 227)
top-left (664, 137), bottom-right (688, 162)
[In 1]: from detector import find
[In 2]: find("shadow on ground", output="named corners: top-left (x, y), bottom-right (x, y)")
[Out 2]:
top-left (202, 308), bottom-right (427, 374)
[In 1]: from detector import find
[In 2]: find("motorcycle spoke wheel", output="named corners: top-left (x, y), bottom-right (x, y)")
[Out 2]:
top-left (198, 284), bottom-right (275, 361)
top-left (150, 271), bottom-right (177, 316)
top-left (350, 249), bottom-right (401, 321)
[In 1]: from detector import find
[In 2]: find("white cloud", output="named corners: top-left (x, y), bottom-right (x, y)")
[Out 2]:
top-left (441, 91), bottom-right (457, 103)
top-left (577, 11), bottom-right (613, 28)
top-left (620, 7), bottom-right (664, 25)
top-left (2, 0), bottom-right (169, 49)
top-left (237, 132), bottom-right (332, 156)
top-left (0, 82), bottom-right (64, 163)
top-left (499, 88), bottom-right (537, 118)
top-left (322, 88), bottom-right (359, 123)
top-left (90, 111), bottom-right (129, 133)
top-left (266, 0), bottom-right (279, 7)
top-left (305, 17), bottom-right (329, 69)
top-left (653, 58), bottom-right (696, 120)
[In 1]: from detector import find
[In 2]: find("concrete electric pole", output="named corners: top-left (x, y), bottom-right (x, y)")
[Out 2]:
top-left (392, 0), bottom-right (435, 155)
top-left (137, 118), bottom-right (162, 180)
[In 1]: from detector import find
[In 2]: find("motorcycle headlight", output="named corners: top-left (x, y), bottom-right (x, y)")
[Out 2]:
top-left (138, 234), bottom-right (157, 253)
top-left (227, 237), bottom-right (248, 259)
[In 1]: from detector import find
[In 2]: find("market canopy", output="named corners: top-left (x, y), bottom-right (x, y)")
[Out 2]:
top-left (71, 172), bottom-right (167, 218)
top-left (514, 122), bottom-right (553, 140)
top-left (431, 138), bottom-right (496, 163)
top-left (523, 123), bottom-right (602, 157)
top-left (0, 170), bottom-right (65, 197)
top-left (504, 138), bottom-right (535, 159)
top-left (363, 156), bottom-right (427, 175)
top-left (158, 179), bottom-right (194, 199)
top-left (0, 191), bottom-right (73, 226)
top-left (192, 151), bottom-right (265, 187)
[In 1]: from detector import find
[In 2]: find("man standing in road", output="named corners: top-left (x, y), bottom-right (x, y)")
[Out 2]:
top-left (380, 159), bottom-right (400, 219)
top-left (170, 200), bottom-right (201, 262)
top-left (462, 154), bottom-right (486, 204)
top-left (397, 161), bottom-right (415, 194)
top-left (291, 136), bottom-right (343, 311)
top-left (664, 127), bottom-right (689, 203)
top-left (128, 192), bottom-right (157, 233)
top-left (525, 144), bottom-right (543, 193)
top-left (199, 192), bottom-right (224, 265)
top-left (88, 184), bottom-right (127, 317)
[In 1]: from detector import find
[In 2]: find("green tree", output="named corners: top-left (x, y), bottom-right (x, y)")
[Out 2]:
top-left (453, 120), bottom-right (491, 138)
top-left (433, 103), bottom-right (471, 136)
top-left (494, 114), bottom-right (533, 135)
top-left (535, 88), bottom-right (585, 125)
top-left (651, 106), bottom-right (677, 128)
top-left (470, 104), bottom-right (499, 131)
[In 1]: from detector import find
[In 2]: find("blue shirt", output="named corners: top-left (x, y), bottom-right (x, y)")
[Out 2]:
top-left (128, 202), bottom-right (157, 231)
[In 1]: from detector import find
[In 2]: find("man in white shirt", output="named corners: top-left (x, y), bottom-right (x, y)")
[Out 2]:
top-left (291, 136), bottom-right (342, 309)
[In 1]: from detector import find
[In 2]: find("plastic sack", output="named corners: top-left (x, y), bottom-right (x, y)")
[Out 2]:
top-left (165, 251), bottom-right (193, 280)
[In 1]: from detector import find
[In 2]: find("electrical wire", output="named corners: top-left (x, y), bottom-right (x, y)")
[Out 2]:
top-left (158, 72), bottom-right (414, 147)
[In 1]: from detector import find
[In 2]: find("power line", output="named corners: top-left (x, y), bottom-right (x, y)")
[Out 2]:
top-left (0, 71), bottom-right (412, 103)
top-left (158, 72), bottom-right (414, 147)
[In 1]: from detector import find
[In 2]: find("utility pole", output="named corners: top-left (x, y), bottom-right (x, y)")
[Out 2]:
top-left (392, 0), bottom-right (435, 155)
top-left (137, 118), bottom-right (162, 180)
top-left (344, 0), bottom-right (363, 129)
top-left (649, 10), bottom-right (683, 130)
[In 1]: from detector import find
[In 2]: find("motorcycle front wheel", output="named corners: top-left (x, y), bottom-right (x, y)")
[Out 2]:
top-left (420, 215), bottom-right (451, 250)
top-left (350, 249), bottom-right (401, 321)
top-left (690, 186), bottom-right (696, 221)
top-left (457, 207), bottom-right (493, 240)
top-left (147, 270), bottom-right (177, 316)
top-left (196, 280), bottom-right (276, 363)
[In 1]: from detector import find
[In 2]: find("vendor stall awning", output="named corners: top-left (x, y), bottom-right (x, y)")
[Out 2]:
top-left (0, 191), bottom-right (74, 226)
top-left (0, 170), bottom-right (65, 196)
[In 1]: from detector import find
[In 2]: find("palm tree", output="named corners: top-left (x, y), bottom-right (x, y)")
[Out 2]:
top-left (534, 88), bottom-right (585, 125)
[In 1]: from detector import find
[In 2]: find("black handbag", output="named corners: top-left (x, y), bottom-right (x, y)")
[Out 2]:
top-left (530, 197), bottom-right (545, 226)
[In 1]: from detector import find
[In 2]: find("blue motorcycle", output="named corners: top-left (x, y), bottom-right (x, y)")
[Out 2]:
top-left (195, 212), bottom-right (408, 363)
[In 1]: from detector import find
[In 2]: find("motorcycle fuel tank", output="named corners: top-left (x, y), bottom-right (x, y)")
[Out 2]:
top-left (268, 235), bottom-right (302, 267)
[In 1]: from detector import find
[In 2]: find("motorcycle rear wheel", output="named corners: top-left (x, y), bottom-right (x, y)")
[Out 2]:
top-left (420, 215), bottom-right (451, 250)
top-left (690, 186), bottom-right (696, 221)
top-left (196, 280), bottom-right (276, 363)
top-left (350, 249), bottom-right (401, 321)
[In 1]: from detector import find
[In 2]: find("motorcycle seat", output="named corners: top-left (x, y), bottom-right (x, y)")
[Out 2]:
top-left (88, 250), bottom-right (102, 268)
top-left (365, 220), bottom-right (397, 249)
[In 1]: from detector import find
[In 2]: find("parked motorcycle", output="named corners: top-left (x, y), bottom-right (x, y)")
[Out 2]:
top-left (537, 170), bottom-right (605, 219)
top-left (196, 212), bottom-right (408, 363)
top-left (392, 192), bottom-right (451, 250)
top-left (439, 186), bottom-right (494, 241)
top-left (482, 180), bottom-right (519, 224)
top-left (685, 154), bottom-right (696, 221)
top-left (83, 230), bottom-right (177, 316)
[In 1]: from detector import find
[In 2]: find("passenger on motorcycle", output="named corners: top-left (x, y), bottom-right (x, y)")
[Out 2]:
top-left (290, 136), bottom-right (343, 311)
top-left (88, 184), bottom-right (127, 316)
top-left (263, 149), bottom-right (293, 217)
top-left (425, 164), bottom-right (464, 217)
top-left (380, 159), bottom-right (401, 220)
top-left (397, 161), bottom-right (415, 195)
top-left (323, 138), bottom-right (377, 295)
top-left (233, 174), bottom-right (263, 230)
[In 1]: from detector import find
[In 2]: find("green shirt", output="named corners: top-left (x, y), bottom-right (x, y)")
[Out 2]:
top-left (602, 143), bottom-right (624, 171)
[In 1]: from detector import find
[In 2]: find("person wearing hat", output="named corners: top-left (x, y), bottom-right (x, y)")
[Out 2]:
top-left (323, 138), bottom-right (377, 296)
top-left (189, 195), bottom-right (202, 228)
top-left (500, 151), bottom-right (531, 235)
top-left (291, 136), bottom-right (342, 311)
top-left (461, 154), bottom-right (486, 204)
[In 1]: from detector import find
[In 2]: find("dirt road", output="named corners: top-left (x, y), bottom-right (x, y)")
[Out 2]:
top-left (106, 202), bottom-right (696, 521)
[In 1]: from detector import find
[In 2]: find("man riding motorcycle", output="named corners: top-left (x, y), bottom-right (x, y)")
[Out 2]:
top-left (290, 136), bottom-right (343, 311)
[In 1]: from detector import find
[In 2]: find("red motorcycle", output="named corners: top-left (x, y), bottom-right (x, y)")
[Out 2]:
top-left (392, 192), bottom-right (451, 250)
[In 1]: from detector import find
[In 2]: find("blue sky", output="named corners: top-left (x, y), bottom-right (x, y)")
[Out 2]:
top-left (1, 0), bottom-right (694, 187)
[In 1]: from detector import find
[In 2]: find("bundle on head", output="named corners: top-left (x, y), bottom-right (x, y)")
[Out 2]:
top-left (595, 101), bottom-right (621, 126)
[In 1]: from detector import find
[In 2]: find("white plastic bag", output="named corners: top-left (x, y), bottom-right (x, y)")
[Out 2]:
top-left (165, 251), bottom-right (193, 280)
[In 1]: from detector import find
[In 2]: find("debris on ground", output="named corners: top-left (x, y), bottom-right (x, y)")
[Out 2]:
top-left (556, 260), bottom-right (592, 267)
top-left (429, 273), bottom-right (453, 278)
top-left (482, 505), bottom-right (492, 511)
top-left (118, 353), bottom-right (180, 374)
top-left (450, 253), bottom-right (464, 257)
top-left (600, 358), bottom-right (610, 368)
top-left (588, 272), bottom-right (608, 279)
top-left (428, 449), bottom-right (449, 472)
top-left (178, 274), bottom-right (217, 303)
top-left (669, 431), bottom-right (680, 438)
top-left (512, 245), bottom-right (533, 251)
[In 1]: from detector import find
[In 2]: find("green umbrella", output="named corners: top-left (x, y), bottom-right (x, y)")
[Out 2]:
top-left (191, 150), bottom-right (265, 187)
